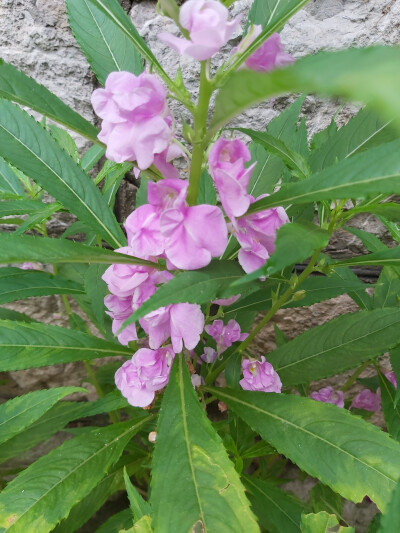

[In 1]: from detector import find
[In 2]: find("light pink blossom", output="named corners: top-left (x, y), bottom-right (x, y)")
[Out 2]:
top-left (92, 71), bottom-right (172, 168)
top-left (140, 303), bottom-right (204, 353)
top-left (125, 204), bottom-right (165, 259)
top-left (160, 204), bottom-right (228, 270)
top-left (200, 347), bottom-right (218, 364)
top-left (205, 319), bottom-right (248, 353)
top-left (209, 138), bottom-right (254, 218)
top-left (102, 247), bottom-right (153, 298)
top-left (20, 262), bottom-right (41, 270)
top-left (153, 141), bottom-right (185, 180)
top-left (240, 357), bottom-right (282, 393)
top-left (191, 374), bottom-right (204, 388)
top-left (147, 178), bottom-right (188, 212)
top-left (236, 26), bottom-right (293, 72)
top-left (310, 387), bottom-right (344, 408)
top-left (158, 0), bottom-right (241, 61)
top-left (351, 389), bottom-right (381, 412)
top-left (104, 294), bottom-right (138, 346)
top-left (115, 346), bottom-right (175, 407)
top-left (212, 294), bottom-right (241, 306)
top-left (385, 371), bottom-right (397, 388)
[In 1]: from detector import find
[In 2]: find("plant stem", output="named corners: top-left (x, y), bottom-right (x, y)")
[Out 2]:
top-left (341, 360), bottom-right (371, 392)
top-left (186, 61), bottom-right (213, 205)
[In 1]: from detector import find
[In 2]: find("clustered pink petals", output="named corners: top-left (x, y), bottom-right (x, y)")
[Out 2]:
top-left (310, 387), bottom-right (344, 408)
top-left (235, 26), bottom-right (294, 72)
top-left (351, 389), bottom-right (381, 412)
top-left (91, 71), bottom-right (181, 171)
top-left (240, 357), bottom-right (282, 393)
top-left (115, 347), bottom-right (175, 407)
top-left (205, 319), bottom-right (248, 353)
top-left (158, 0), bottom-right (241, 60)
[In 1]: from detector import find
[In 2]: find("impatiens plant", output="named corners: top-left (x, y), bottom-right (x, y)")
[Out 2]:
top-left (1, 0), bottom-right (400, 530)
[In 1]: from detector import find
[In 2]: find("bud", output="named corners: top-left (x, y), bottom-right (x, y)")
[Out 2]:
top-left (292, 290), bottom-right (306, 301)
top-left (148, 431), bottom-right (157, 443)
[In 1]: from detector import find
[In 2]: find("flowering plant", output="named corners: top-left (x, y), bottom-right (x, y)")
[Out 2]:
top-left (0, 0), bottom-right (400, 531)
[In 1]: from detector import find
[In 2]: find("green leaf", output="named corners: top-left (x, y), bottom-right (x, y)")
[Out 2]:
top-left (150, 354), bottom-right (258, 533)
top-left (0, 417), bottom-right (150, 533)
top-left (267, 308), bottom-right (400, 386)
top-left (0, 233), bottom-right (153, 267)
top-left (243, 476), bottom-right (304, 533)
top-left (379, 481), bottom-right (400, 532)
top-left (14, 203), bottom-right (62, 236)
top-left (206, 388), bottom-right (400, 512)
top-left (343, 226), bottom-right (387, 253)
top-left (121, 516), bottom-right (153, 533)
top-left (301, 511), bottom-right (354, 532)
top-left (127, 261), bottom-right (247, 324)
top-left (0, 60), bottom-right (99, 142)
top-left (124, 467), bottom-right (151, 521)
top-left (86, 0), bottom-right (172, 88)
top-left (334, 247), bottom-right (400, 269)
top-left (81, 144), bottom-right (105, 171)
top-left (66, 0), bottom-right (143, 86)
top-left (237, 128), bottom-right (310, 179)
top-left (247, 139), bottom-right (400, 213)
top-left (233, 222), bottom-right (330, 285)
top-left (330, 266), bottom-right (373, 310)
top-left (0, 308), bottom-right (37, 323)
top-left (84, 264), bottom-right (107, 329)
top-left (0, 100), bottom-right (125, 248)
top-left (0, 387), bottom-right (83, 446)
top-left (373, 267), bottom-right (400, 309)
top-left (0, 199), bottom-right (51, 217)
top-left (102, 162), bottom-right (132, 208)
top-left (211, 46), bottom-right (400, 135)
top-left (0, 157), bottom-right (24, 195)
top-left (247, 0), bottom-right (309, 30)
top-left (379, 371), bottom-right (400, 441)
top-left (310, 107), bottom-right (400, 172)
top-left (310, 118), bottom-right (337, 152)
top-left (198, 169), bottom-right (217, 205)
top-left (0, 320), bottom-right (132, 371)
top-left (48, 125), bottom-right (79, 161)
top-left (390, 346), bottom-right (400, 406)
top-left (97, 509), bottom-right (133, 533)
top-left (310, 484), bottom-right (343, 522)
top-left (0, 268), bottom-right (84, 304)
top-left (348, 202), bottom-right (400, 223)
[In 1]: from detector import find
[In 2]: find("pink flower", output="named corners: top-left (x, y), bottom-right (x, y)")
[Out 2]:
top-left (205, 319), bottom-right (248, 353)
top-left (385, 371), bottom-right (397, 388)
top-left (125, 205), bottom-right (165, 259)
top-left (208, 138), bottom-right (254, 218)
top-left (20, 262), bottom-right (41, 270)
top-left (153, 142), bottom-right (185, 180)
top-left (158, 0), bottom-right (241, 60)
top-left (92, 71), bottom-right (172, 168)
top-left (310, 387), bottom-right (344, 408)
top-left (212, 294), bottom-right (241, 306)
top-left (191, 374), bottom-right (204, 388)
top-left (230, 197), bottom-right (289, 273)
top-left (351, 389), bottom-right (381, 412)
top-left (160, 204), bottom-right (228, 270)
top-left (235, 26), bottom-right (293, 72)
top-left (147, 178), bottom-right (188, 212)
top-left (104, 294), bottom-right (138, 345)
top-left (115, 346), bottom-right (175, 407)
top-left (102, 247), bottom-right (153, 298)
top-left (200, 347), bottom-right (218, 364)
top-left (140, 303), bottom-right (204, 353)
top-left (240, 357), bottom-right (282, 393)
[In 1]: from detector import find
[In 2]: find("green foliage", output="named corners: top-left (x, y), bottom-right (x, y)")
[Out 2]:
top-left (66, 0), bottom-right (143, 86)
top-left (267, 309), bottom-right (400, 386)
top-left (150, 355), bottom-right (259, 533)
top-left (379, 371), bottom-right (400, 441)
top-left (0, 320), bottom-right (131, 371)
top-left (301, 511), bottom-right (354, 532)
top-left (379, 481), bottom-right (400, 532)
top-left (0, 418), bottom-right (150, 532)
top-left (0, 156), bottom-right (25, 195)
top-left (124, 467), bottom-right (151, 522)
top-left (334, 247), bottom-right (400, 269)
top-left (207, 388), bottom-right (400, 512)
top-left (198, 169), bottom-right (217, 205)
top-left (244, 476), bottom-right (304, 533)
top-left (0, 100), bottom-right (124, 248)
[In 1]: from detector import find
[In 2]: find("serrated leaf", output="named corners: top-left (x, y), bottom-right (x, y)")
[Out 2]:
top-left (379, 481), bottom-right (400, 532)
top-left (198, 170), bottom-right (217, 205)
top-left (121, 515), bottom-right (153, 532)
top-left (150, 354), bottom-right (259, 533)
top-left (66, 0), bottom-right (143, 86)
top-left (124, 467), bottom-right (151, 521)
top-left (0, 308), bottom-right (37, 323)
top-left (267, 308), bottom-right (400, 386)
top-left (310, 107), bottom-right (400, 172)
top-left (0, 320), bottom-right (132, 371)
top-left (343, 226), bottom-right (387, 253)
top-left (244, 476), bottom-right (304, 533)
top-left (97, 509), bottom-right (133, 533)
top-left (0, 100), bottom-right (125, 248)
top-left (0, 59), bottom-right (98, 142)
top-left (373, 267), bottom-right (400, 309)
top-left (14, 203), bottom-right (62, 236)
top-left (379, 371), bottom-right (400, 441)
top-left (0, 199), bottom-right (51, 217)
top-left (206, 388), bottom-right (400, 512)
top-left (0, 268), bottom-right (84, 304)
top-left (211, 47), bottom-right (400, 135)
top-left (81, 144), bottom-right (105, 171)
top-left (0, 417), bottom-right (150, 533)
top-left (330, 266), bottom-right (373, 310)
top-left (334, 247), bottom-right (400, 269)
top-left (84, 264), bottom-right (107, 328)
top-left (127, 261), bottom-right (247, 324)
top-left (237, 128), bottom-right (310, 179)
top-left (0, 387), bottom-right (83, 446)
top-left (349, 202), bottom-right (400, 223)
top-left (0, 233), bottom-right (153, 267)
top-left (247, 0), bottom-right (309, 30)
top-left (48, 125), bottom-right (79, 161)
top-left (248, 139), bottom-right (400, 213)
top-left (301, 511), bottom-right (354, 532)
top-left (0, 157), bottom-right (24, 196)
top-left (310, 484), bottom-right (343, 522)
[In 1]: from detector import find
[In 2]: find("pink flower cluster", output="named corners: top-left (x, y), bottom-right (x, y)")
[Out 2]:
top-left (209, 138), bottom-right (289, 273)
top-left (240, 357), bottom-right (282, 393)
top-left (205, 319), bottom-right (248, 354)
top-left (91, 72), bottom-right (182, 176)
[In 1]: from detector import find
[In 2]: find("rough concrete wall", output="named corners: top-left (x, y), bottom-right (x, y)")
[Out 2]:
top-left (1, 0), bottom-right (400, 396)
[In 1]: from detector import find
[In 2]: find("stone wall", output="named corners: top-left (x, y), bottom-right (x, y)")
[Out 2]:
top-left (1, 0), bottom-right (400, 395)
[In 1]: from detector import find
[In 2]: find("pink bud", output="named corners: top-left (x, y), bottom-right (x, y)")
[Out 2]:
top-left (310, 387), bottom-right (344, 408)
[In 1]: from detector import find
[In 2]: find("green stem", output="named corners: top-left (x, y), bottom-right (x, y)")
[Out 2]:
top-left (186, 61), bottom-right (213, 205)
top-left (341, 360), bottom-right (371, 392)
